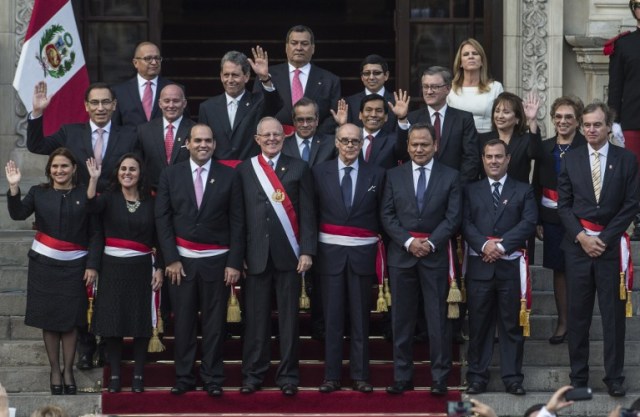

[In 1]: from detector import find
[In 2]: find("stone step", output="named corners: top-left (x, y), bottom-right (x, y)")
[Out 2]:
top-left (529, 291), bottom-right (640, 316)
top-left (526, 315), bottom-right (640, 341)
top-left (0, 267), bottom-right (27, 291)
top-left (0, 316), bottom-right (40, 340)
top-left (0, 231), bottom-right (33, 267)
top-left (4, 392), bottom-right (100, 417)
top-left (0, 366), bottom-right (102, 394)
top-left (0, 291), bottom-right (26, 315)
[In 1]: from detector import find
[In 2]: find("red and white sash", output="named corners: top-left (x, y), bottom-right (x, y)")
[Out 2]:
top-left (32, 231), bottom-right (87, 261)
top-left (104, 237), bottom-right (152, 258)
top-left (541, 188), bottom-right (558, 209)
top-left (251, 155), bottom-right (300, 257)
top-left (176, 237), bottom-right (229, 258)
top-left (319, 223), bottom-right (378, 246)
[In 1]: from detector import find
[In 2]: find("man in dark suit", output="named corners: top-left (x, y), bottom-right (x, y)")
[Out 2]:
top-left (395, 67), bottom-right (479, 183)
top-left (253, 25), bottom-right (340, 134)
top-left (462, 138), bottom-right (537, 395)
top-left (237, 117), bottom-right (317, 396)
top-left (358, 94), bottom-right (403, 169)
top-left (313, 123), bottom-right (385, 394)
top-left (155, 123), bottom-right (244, 397)
top-left (345, 54), bottom-right (397, 132)
top-left (112, 41), bottom-right (181, 128)
top-left (381, 123), bottom-right (461, 396)
top-left (137, 84), bottom-right (193, 190)
top-left (557, 102), bottom-right (639, 397)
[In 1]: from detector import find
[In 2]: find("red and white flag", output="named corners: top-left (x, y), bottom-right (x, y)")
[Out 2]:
top-left (13, 0), bottom-right (89, 135)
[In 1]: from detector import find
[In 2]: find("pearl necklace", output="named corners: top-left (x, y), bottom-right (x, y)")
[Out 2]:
top-left (126, 199), bottom-right (141, 213)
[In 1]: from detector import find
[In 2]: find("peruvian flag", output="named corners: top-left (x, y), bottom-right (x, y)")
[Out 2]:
top-left (13, 0), bottom-right (89, 136)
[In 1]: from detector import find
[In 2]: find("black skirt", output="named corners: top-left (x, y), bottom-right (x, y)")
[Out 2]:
top-left (542, 221), bottom-right (566, 272)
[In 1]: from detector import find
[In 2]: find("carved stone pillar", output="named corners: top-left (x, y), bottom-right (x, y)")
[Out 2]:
top-left (14, 0), bottom-right (32, 148)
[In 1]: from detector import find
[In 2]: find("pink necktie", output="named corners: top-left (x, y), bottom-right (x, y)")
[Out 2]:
top-left (364, 134), bottom-right (374, 161)
top-left (142, 81), bottom-right (153, 121)
top-left (94, 128), bottom-right (104, 166)
top-left (291, 69), bottom-right (303, 105)
top-left (165, 123), bottom-right (174, 164)
top-left (194, 166), bottom-right (204, 208)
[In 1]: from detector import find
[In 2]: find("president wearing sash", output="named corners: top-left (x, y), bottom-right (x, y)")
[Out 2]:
top-left (155, 124), bottom-right (244, 397)
top-left (238, 117), bottom-right (317, 396)
top-left (557, 102), bottom-right (639, 397)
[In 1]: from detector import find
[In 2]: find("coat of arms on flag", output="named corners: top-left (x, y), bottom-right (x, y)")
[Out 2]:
top-left (37, 24), bottom-right (77, 79)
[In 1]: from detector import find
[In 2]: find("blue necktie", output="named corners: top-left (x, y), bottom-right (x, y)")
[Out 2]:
top-left (492, 182), bottom-right (501, 210)
top-left (268, 159), bottom-right (275, 170)
top-left (416, 166), bottom-right (426, 211)
top-left (341, 166), bottom-right (353, 211)
top-left (301, 139), bottom-right (310, 162)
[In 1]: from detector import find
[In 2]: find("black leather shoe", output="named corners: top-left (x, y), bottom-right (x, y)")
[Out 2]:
top-left (204, 383), bottom-right (223, 397)
top-left (466, 381), bottom-right (486, 394)
top-left (431, 382), bottom-right (448, 396)
top-left (170, 384), bottom-right (195, 395)
top-left (386, 380), bottom-right (414, 394)
top-left (281, 383), bottom-right (298, 396)
top-left (63, 384), bottom-right (77, 395)
top-left (50, 372), bottom-right (63, 395)
top-left (131, 375), bottom-right (144, 393)
top-left (608, 382), bottom-right (626, 397)
top-left (77, 354), bottom-right (93, 370)
top-left (548, 332), bottom-right (567, 345)
top-left (319, 380), bottom-right (341, 393)
top-left (108, 376), bottom-right (121, 393)
top-left (506, 382), bottom-right (526, 396)
top-left (240, 383), bottom-right (260, 394)
top-left (353, 380), bottom-right (373, 393)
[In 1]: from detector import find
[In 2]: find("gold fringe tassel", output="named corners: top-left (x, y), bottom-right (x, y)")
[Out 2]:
top-left (620, 272), bottom-right (627, 300)
top-left (626, 290), bottom-right (633, 318)
top-left (447, 281), bottom-right (462, 303)
top-left (519, 298), bottom-right (527, 326)
top-left (227, 287), bottom-right (241, 323)
top-left (383, 278), bottom-right (391, 307)
top-left (522, 310), bottom-right (530, 337)
top-left (148, 327), bottom-right (166, 352)
top-left (299, 275), bottom-right (310, 309)
top-left (376, 284), bottom-right (388, 312)
top-left (447, 302), bottom-right (460, 319)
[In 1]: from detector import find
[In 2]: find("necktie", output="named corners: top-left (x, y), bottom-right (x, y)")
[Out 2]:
top-left (194, 166), bottom-right (204, 208)
top-left (165, 123), bottom-right (174, 164)
top-left (142, 81), bottom-right (153, 121)
top-left (341, 166), bottom-right (353, 211)
top-left (94, 128), bottom-right (104, 166)
top-left (364, 135), bottom-right (374, 162)
top-left (268, 159), bottom-right (275, 170)
top-left (301, 139), bottom-right (310, 162)
top-left (492, 181), bottom-right (501, 210)
top-left (228, 99), bottom-right (237, 127)
top-left (433, 111), bottom-right (441, 150)
top-left (416, 166), bottom-right (426, 211)
top-left (592, 151), bottom-right (602, 202)
top-left (291, 68), bottom-right (303, 105)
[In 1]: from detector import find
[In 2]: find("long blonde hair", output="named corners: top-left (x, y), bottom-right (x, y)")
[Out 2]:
top-left (451, 38), bottom-right (493, 94)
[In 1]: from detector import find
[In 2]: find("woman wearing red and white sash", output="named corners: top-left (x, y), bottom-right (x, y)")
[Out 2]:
top-left (6, 149), bottom-right (100, 396)
top-left (86, 154), bottom-right (163, 393)
top-left (531, 96), bottom-right (586, 344)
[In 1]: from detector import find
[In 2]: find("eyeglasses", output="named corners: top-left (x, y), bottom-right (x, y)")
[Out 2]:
top-left (87, 99), bottom-right (114, 108)
top-left (422, 84), bottom-right (448, 92)
top-left (294, 117), bottom-right (317, 124)
top-left (257, 133), bottom-right (283, 138)
top-left (553, 114), bottom-right (575, 121)
top-left (135, 56), bottom-right (163, 63)
top-left (337, 138), bottom-right (361, 146)
top-left (361, 70), bottom-right (385, 77)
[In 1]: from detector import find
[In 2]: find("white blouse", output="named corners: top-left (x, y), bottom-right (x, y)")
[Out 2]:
top-left (447, 81), bottom-right (504, 133)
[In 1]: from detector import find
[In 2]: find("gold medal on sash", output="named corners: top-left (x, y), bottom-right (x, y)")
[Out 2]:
top-left (272, 189), bottom-right (285, 202)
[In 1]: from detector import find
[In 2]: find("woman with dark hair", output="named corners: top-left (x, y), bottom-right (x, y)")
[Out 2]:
top-left (5, 148), bottom-right (100, 395)
top-left (86, 153), bottom-right (163, 393)
top-left (531, 96), bottom-right (586, 344)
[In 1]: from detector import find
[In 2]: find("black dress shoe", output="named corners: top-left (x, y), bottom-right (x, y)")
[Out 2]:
top-left (240, 383), bottom-right (260, 394)
top-left (131, 375), bottom-right (144, 393)
top-left (204, 383), bottom-right (223, 397)
top-left (77, 354), bottom-right (93, 370)
top-left (281, 383), bottom-right (298, 396)
top-left (170, 384), bottom-right (195, 395)
top-left (386, 380), bottom-right (414, 394)
top-left (431, 382), bottom-right (448, 396)
top-left (352, 380), bottom-right (373, 393)
top-left (506, 382), bottom-right (526, 396)
top-left (50, 372), bottom-right (63, 395)
top-left (466, 381), bottom-right (486, 394)
top-left (548, 332), bottom-right (567, 345)
top-left (608, 382), bottom-right (626, 397)
top-left (108, 376), bottom-right (121, 393)
top-left (319, 380), bottom-right (341, 393)
top-left (63, 384), bottom-right (77, 395)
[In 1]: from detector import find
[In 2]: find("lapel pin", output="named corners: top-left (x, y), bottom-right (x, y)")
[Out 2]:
top-left (210, 179), bottom-right (215, 184)
top-left (502, 199), bottom-right (508, 205)
top-left (76, 201), bottom-right (80, 205)
top-left (318, 81), bottom-right (322, 85)
top-left (609, 165), bottom-right (613, 169)
top-left (281, 167), bottom-right (286, 171)
top-left (245, 102), bottom-right (250, 107)
top-left (368, 185), bottom-right (376, 192)
top-left (177, 137), bottom-right (182, 142)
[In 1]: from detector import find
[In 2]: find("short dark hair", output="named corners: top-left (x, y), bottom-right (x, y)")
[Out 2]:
top-left (292, 97), bottom-right (319, 120)
top-left (583, 101), bottom-right (614, 126)
top-left (84, 82), bottom-right (115, 102)
top-left (359, 93), bottom-right (388, 114)
top-left (408, 122), bottom-right (435, 143)
top-left (550, 95), bottom-right (584, 123)
top-left (360, 54), bottom-right (389, 73)
top-left (108, 153), bottom-right (150, 200)
top-left (491, 92), bottom-right (527, 135)
top-left (523, 403), bottom-right (544, 417)
top-left (220, 50), bottom-right (250, 75)
top-left (43, 147), bottom-right (77, 188)
top-left (422, 66), bottom-right (453, 86)
top-left (483, 138), bottom-right (510, 156)
top-left (286, 25), bottom-right (315, 44)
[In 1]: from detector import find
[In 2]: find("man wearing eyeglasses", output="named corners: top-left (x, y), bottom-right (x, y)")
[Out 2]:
top-left (606, 0), bottom-right (640, 240)
top-left (345, 55), bottom-right (397, 132)
top-left (112, 41), bottom-right (184, 128)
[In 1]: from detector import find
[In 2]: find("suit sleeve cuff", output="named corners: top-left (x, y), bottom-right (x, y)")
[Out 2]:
top-left (404, 237), bottom-right (414, 250)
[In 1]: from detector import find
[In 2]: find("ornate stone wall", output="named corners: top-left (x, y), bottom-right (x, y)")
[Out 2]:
top-left (14, 0), bottom-right (32, 148)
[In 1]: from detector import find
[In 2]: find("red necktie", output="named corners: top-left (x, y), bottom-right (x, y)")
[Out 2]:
top-left (364, 134), bottom-right (374, 161)
top-left (142, 81), bottom-right (153, 121)
top-left (291, 69), bottom-right (303, 105)
top-left (165, 123), bottom-right (174, 164)
top-left (433, 111), bottom-right (441, 150)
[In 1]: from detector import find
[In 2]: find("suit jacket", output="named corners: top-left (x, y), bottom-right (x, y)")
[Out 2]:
top-left (238, 154), bottom-right (317, 274)
top-left (382, 161), bottom-right (461, 269)
top-left (312, 160), bottom-right (385, 275)
top-left (137, 117), bottom-right (194, 189)
top-left (345, 90), bottom-right (397, 132)
top-left (462, 176), bottom-right (537, 280)
top-left (254, 62), bottom-right (341, 134)
top-left (608, 29), bottom-right (640, 130)
top-left (558, 143), bottom-right (640, 251)
top-left (154, 159), bottom-right (245, 271)
top-left (26, 116), bottom-right (139, 193)
top-left (281, 133), bottom-right (336, 167)
top-left (362, 129), bottom-right (405, 170)
top-left (400, 106), bottom-right (479, 183)
top-left (198, 89), bottom-right (282, 161)
top-left (111, 76), bottom-right (181, 128)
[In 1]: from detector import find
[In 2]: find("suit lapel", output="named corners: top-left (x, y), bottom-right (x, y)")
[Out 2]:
top-left (284, 137), bottom-right (302, 160)
top-left (151, 119), bottom-right (167, 165)
top-left (420, 163), bottom-right (439, 215)
top-left (327, 160), bottom-right (348, 217)
top-left (367, 132), bottom-right (387, 164)
top-left (439, 108), bottom-right (454, 155)
top-left (494, 178), bottom-right (515, 222)
top-left (304, 66), bottom-right (322, 99)
top-left (399, 163), bottom-right (420, 214)
top-left (351, 163), bottom-right (372, 214)
top-left (171, 119), bottom-right (190, 164)
top-left (275, 69), bottom-right (292, 105)
top-left (82, 124), bottom-right (94, 159)
top-left (103, 126), bottom-right (120, 163)
top-left (232, 92), bottom-right (251, 132)
top-left (128, 78), bottom-right (147, 120)
top-left (198, 163), bottom-right (217, 212)
top-left (600, 146), bottom-right (619, 202)
top-left (308, 136), bottom-right (322, 165)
